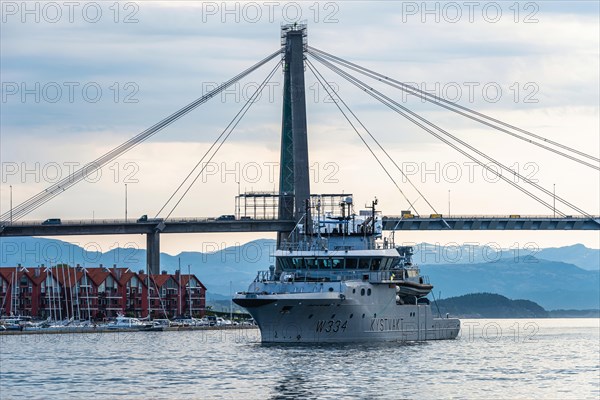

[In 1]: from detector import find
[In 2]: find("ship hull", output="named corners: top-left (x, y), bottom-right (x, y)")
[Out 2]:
top-left (235, 292), bottom-right (460, 343)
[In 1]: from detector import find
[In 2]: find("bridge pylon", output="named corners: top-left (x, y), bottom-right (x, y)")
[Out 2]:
top-left (277, 23), bottom-right (311, 246)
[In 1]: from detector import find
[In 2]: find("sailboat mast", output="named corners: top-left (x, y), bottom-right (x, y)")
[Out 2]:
top-left (73, 267), bottom-right (81, 321)
top-left (84, 268), bottom-right (91, 321)
top-left (66, 265), bottom-right (75, 320)
top-left (178, 258), bottom-right (181, 317)
top-left (54, 265), bottom-right (62, 321)
top-left (61, 265), bottom-right (69, 320)
top-left (188, 264), bottom-right (192, 318)
top-left (146, 273), bottom-right (151, 319)
top-left (45, 269), bottom-right (51, 320)
top-left (10, 267), bottom-right (15, 316)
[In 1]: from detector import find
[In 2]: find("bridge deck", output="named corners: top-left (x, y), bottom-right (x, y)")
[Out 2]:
top-left (0, 215), bottom-right (598, 236)
top-left (381, 215), bottom-right (600, 231)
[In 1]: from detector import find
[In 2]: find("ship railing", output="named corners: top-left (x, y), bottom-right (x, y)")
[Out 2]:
top-left (278, 241), bottom-right (383, 251)
top-left (254, 270), bottom-right (271, 282)
top-left (253, 268), bottom-right (425, 284)
top-left (273, 270), bottom-right (404, 283)
top-left (367, 271), bottom-right (403, 283)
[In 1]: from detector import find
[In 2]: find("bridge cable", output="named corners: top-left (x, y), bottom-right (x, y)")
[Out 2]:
top-left (306, 59), bottom-right (428, 216)
top-left (308, 47), bottom-right (600, 170)
top-left (155, 59), bottom-right (280, 218)
top-left (159, 61), bottom-right (281, 220)
top-left (0, 49), bottom-right (282, 223)
top-left (309, 53), bottom-right (580, 217)
top-left (310, 52), bottom-right (592, 217)
top-left (307, 59), bottom-right (441, 215)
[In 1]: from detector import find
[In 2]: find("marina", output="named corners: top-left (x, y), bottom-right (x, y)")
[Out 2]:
top-left (0, 314), bottom-right (256, 335)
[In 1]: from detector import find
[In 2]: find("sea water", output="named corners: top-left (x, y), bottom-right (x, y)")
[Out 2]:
top-left (0, 319), bottom-right (598, 399)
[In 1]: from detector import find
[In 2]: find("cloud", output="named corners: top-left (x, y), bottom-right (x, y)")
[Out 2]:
top-left (1, 1), bottom-right (598, 251)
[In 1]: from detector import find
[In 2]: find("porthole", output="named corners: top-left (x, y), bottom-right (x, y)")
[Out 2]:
top-left (328, 287), bottom-right (334, 292)
top-left (352, 288), bottom-right (356, 294)
top-left (331, 314), bottom-right (336, 319)
top-left (360, 288), bottom-right (365, 296)
top-left (374, 313), bottom-right (377, 318)
top-left (367, 288), bottom-right (372, 296)
top-left (349, 313), bottom-right (354, 319)
top-left (362, 313), bottom-right (365, 318)
top-left (308, 314), bottom-right (313, 319)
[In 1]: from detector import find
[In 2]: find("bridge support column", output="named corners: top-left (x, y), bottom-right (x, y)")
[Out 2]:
top-left (278, 23), bottom-right (310, 246)
top-left (146, 231), bottom-right (160, 275)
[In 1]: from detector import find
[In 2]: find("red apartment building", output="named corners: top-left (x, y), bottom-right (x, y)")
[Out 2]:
top-left (0, 265), bottom-right (206, 320)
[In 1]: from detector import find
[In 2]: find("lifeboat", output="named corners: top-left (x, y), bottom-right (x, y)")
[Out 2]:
top-left (395, 280), bottom-right (433, 298)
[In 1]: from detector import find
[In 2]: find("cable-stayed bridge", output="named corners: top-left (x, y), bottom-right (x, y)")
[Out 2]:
top-left (1, 24), bottom-right (599, 274)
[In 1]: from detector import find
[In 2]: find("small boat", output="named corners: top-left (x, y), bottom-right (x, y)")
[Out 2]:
top-left (394, 269), bottom-right (434, 298)
top-left (395, 280), bottom-right (434, 299)
top-left (0, 316), bottom-right (32, 331)
top-left (107, 314), bottom-right (154, 330)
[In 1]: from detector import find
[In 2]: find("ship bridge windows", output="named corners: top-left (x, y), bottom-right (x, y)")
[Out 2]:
top-left (370, 258), bottom-right (382, 271)
top-left (381, 258), bottom-right (399, 270)
top-left (278, 257), bottom-right (393, 271)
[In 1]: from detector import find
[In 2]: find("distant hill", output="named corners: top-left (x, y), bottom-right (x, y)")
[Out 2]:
top-left (435, 293), bottom-right (548, 318)
top-left (414, 242), bottom-right (599, 271)
top-left (421, 257), bottom-right (600, 310)
top-left (1, 237), bottom-right (598, 310)
top-left (537, 244), bottom-right (600, 271)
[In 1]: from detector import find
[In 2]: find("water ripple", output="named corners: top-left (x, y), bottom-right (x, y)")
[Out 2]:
top-left (1, 319), bottom-right (599, 399)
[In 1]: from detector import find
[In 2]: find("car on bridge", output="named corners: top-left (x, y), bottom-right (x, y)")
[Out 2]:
top-left (136, 215), bottom-right (164, 223)
top-left (42, 218), bottom-right (61, 225)
top-left (216, 215), bottom-right (236, 221)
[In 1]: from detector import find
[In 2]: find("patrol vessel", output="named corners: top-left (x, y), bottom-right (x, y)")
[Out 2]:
top-left (233, 195), bottom-right (460, 343)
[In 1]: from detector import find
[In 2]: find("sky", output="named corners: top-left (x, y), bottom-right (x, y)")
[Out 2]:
top-left (1, 1), bottom-right (599, 256)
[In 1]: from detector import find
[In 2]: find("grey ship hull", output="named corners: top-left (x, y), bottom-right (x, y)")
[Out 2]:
top-left (235, 289), bottom-right (460, 343)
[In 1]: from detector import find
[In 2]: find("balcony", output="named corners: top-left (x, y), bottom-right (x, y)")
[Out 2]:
top-left (99, 289), bottom-right (121, 299)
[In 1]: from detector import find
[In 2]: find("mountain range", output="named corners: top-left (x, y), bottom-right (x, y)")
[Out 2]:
top-left (1, 237), bottom-right (598, 310)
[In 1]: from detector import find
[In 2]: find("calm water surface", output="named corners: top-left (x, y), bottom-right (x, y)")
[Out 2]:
top-left (1, 319), bottom-right (598, 399)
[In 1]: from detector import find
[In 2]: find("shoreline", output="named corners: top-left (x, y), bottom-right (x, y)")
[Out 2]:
top-left (0, 325), bottom-right (258, 336)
